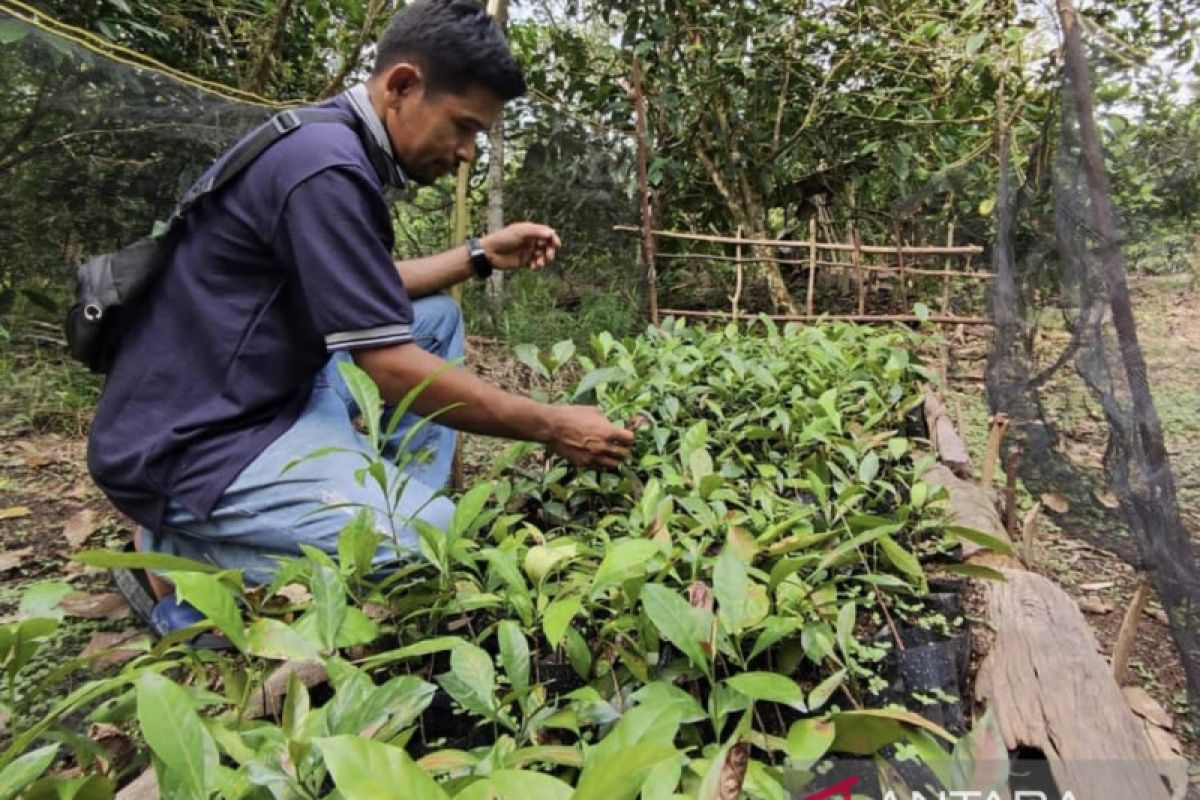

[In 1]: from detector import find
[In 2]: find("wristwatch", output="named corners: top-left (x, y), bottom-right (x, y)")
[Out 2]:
top-left (466, 236), bottom-right (494, 280)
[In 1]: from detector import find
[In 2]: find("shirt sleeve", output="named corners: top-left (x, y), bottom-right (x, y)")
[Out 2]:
top-left (271, 165), bottom-right (414, 352)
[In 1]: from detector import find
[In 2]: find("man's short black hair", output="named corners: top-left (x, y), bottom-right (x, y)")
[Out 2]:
top-left (373, 0), bottom-right (526, 101)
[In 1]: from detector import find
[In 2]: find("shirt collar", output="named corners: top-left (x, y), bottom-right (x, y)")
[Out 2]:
top-left (346, 83), bottom-right (408, 190)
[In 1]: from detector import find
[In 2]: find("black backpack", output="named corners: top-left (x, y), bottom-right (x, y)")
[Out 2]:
top-left (65, 107), bottom-right (371, 374)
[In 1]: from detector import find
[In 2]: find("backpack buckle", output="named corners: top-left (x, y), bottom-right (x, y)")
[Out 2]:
top-left (273, 110), bottom-right (301, 134)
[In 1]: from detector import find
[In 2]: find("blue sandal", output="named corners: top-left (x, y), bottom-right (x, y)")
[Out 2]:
top-left (110, 544), bottom-right (232, 649)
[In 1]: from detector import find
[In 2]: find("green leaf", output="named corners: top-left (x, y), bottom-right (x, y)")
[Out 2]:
top-left (589, 539), bottom-right (660, 598)
top-left (294, 606), bottom-right (378, 649)
top-left (450, 642), bottom-right (496, 711)
top-left (786, 718), bottom-right (836, 763)
top-left (452, 484), bottom-right (492, 536)
top-left (816, 523), bottom-right (901, 571)
top-left (312, 564), bottom-right (348, 651)
top-left (950, 709), bottom-right (1008, 793)
top-left (640, 583), bottom-right (713, 679)
top-left (136, 672), bottom-right (218, 799)
top-left (749, 617), bottom-right (801, 661)
top-left (913, 302), bottom-right (931, 323)
top-left (808, 669), bottom-right (846, 711)
top-left (245, 618), bottom-right (321, 662)
top-left (629, 682), bottom-right (707, 724)
top-left (572, 743), bottom-right (678, 800)
top-left (454, 770), bottom-right (573, 800)
top-left (497, 620), bottom-right (530, 693)
top-left (572, 367), bottom-right (624, 401)
top-left (0, 20), bottom-right (27, 45)
top-left (879, 535), bottom-right (925, 584)
top-left (337, 360), bottom-right (382, 447)
top-left (550, 339), bottom-right (576, 371)
top-left (169, 572), bottom-right (247, 651)
top-left (858, 451), bottom-right (880, 485)
top-left (563, 627), bottom-right (593, 680)
top-left (361, 636), bottom-right (465, 669)
top-left (0, 744), bottom-right (58, 799)
top-left (337, 509), bottom-right (382, 579)
top-left (523, 543), bottom-right (575, 583)
top-left (939, 563), bottom-right (1007, 581)
top-left (725, 672), bottom-right (806, 710)
top-left (542, 595), bottom-right (582, 649)
top-left (317, 735), bottom-right (450, 800)
top-left (946, 526), bottom-right (1015, 557)
top-left (713, 547), bottom-right (750, 634)
top-left (18, 582), bottom-right (73, 621)
top-left (73, 549), bottom-right (219, 574)
top-left (514, 344), bottom-right (550, 379)
top-left (830, 709), bottom-right (955, 755)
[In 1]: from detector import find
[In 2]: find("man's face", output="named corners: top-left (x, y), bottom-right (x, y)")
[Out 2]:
top-left (381, 68), bottom-right (504, 185)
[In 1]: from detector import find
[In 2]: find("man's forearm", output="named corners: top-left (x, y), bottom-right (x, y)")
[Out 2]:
top-left (395, 245), bottom-right (474, 299)
top-left (354, 343), bottom-right (553, 442)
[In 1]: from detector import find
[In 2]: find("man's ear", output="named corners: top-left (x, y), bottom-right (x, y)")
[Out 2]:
top-left (382, 62), bottom-right (424, 106)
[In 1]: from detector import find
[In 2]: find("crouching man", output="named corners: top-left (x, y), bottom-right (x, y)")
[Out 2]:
top-left (88, 0), bottom-right (633, 633)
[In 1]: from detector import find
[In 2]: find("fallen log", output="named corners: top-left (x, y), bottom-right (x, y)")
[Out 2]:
top-left (922, 393), bottom-right (1182, 799)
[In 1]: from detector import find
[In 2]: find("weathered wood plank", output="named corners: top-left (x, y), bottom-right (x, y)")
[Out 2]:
top-left (923, 385), bottom-right (972, 477)
top-left (975, 568), bottom-right (1172, 799)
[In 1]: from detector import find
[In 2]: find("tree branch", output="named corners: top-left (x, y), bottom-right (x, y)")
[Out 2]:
top-left (318, 0), bottom-right (388, 99)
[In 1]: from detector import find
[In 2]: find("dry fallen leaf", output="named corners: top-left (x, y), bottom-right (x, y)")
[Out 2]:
top-left (276, 583), bottom-right (312, 605)
top-left (0, 546), bottom-right (33, 572)
top-left (60, 592), bottom-right (131, 620)
top-left (1079, 581), bottom-right (1115, 592)
top-left (1077, 597), bottom-right (1114, 615)
top-left (1095, 490), bottom-right (1121, 510)
top-left (63, 509), bottom-right (102, 549)
top-left (688, 580), bottom-right (714, 613)
top-left (1040, 492), bottom-right (1070, 514)
top-left (0, 506), bottom-right (32, 521)
top-left (82, 631), bottom-right (151, 670)
top-left (89, 722), bottom-right (135, 773)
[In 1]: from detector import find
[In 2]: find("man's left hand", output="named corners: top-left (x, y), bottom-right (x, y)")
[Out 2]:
top-left (482, 223), bottom-right (561, 272)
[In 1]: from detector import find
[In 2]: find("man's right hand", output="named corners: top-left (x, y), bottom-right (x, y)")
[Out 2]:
top-left (544, 405), bottom-right (635, 469)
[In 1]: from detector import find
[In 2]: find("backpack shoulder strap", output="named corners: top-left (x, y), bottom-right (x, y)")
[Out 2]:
top-left (172, 108), bottom-right (349, 221)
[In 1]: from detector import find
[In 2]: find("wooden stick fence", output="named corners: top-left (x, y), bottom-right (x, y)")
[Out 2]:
top-left (613, 225), bottom-right (991, 326)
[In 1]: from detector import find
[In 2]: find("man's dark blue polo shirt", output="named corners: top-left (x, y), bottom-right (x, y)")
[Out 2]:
top-left (88, 93), bottom-right (414, 531)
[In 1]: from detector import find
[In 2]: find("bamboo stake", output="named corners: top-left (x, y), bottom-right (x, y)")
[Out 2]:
top-left (1021, 501), bottom-right (1042, 568)
top-left (631, 55), bottom-right (659, 325)
top-left (938, 222), bottom-right (956, 385)
top-left (658, 308), bottom-right (992, 325)
top-left (612, 225), bottom-right (984, 255)
top-left (1004, 450), bottom-right (1020, 539)
top-left (1112, 575), bottom-right (1152, 685)
top-left (806, 217), bottom-right (817, 318)
top-left (652, 251), bottom-right (996, 279)
top-left (942, 222), bottom-right (956, 315)
top-left (731, 225), bottom-right (744, 320)
top-left (980, 414), bottom-right (1010, 487)
top-left (852, 230), bottom-right (866, 316)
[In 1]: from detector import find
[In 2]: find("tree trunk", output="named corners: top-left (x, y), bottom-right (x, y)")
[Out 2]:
top-left (484, 0), bottom-right (508, 309)
top-left (245, 0), bottom-right (296, 96)
top-left (318, 0), bottom-right (387, 99)
top-left (694, 149), bottom-right (797, 315)
top-left (485, 109), bottom-right (506, 308)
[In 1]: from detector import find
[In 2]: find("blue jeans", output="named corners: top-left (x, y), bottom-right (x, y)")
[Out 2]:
top-left (139, 294), bottom-right (464, 583)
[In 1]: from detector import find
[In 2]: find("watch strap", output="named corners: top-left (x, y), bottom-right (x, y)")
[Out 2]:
top-left (466, 236), bottom-right (494, 280)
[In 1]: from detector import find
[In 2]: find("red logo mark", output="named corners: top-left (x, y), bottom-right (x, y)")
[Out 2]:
top-left (803, 775), bottom-right (859, 800)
